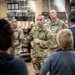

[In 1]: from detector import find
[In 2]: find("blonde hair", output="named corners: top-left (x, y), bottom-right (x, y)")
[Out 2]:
top-left (57, 29), bottom-right (73, 50)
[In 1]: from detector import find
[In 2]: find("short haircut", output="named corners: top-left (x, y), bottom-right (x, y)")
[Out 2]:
top-left (57, 29), bottom-right (73, 50)
top-left (11, 18), bottom-right (17, 22)
top-left (38, 14), bottom-right (45, 18)
top-left (38, 14), bottom-right (43, 16)
top-left (0, 19), bottom-right (14, 51)
top-left (68, 11), bottom-right (75, 23)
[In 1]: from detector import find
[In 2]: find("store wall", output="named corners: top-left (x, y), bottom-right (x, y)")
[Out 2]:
top-left (65, 0), bottom-right (70, 13)
top-left (0, 0), bottom-right (71, 21)
top-left (0, 0), bottom-right (7, 18)
top-left (35, 0), bottom-right (42, 23)
top-left (42, 0), bottom-right (71, 21)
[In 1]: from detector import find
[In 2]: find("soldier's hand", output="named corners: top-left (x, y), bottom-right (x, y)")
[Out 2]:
top-left (33, 38), bottom-right (40, 44)
top-left (20, 33), bottom-right (24, 39)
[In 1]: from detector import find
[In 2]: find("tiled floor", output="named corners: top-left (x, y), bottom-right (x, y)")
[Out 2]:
top-left (26, 62), bottom-right (35, 75)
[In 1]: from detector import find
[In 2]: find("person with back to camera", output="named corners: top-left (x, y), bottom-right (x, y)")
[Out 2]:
top-left (0, 19), bottom-right (28, 75)
top-left (68, 11), bottom-right (75, 49)
top-left (39, 29), bottom-right (75, 75)
top-left (46, 9), bottom-right (68, 54)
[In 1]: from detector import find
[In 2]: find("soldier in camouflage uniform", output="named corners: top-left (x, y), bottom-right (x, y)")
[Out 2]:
top-left (21, 14), bottom-right (54, 75)
top-left (11, 18), bottom-right (24, 57)
top-left (46, 10), bottom-right (68, 53)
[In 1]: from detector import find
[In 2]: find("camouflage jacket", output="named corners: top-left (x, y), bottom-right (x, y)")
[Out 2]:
top-left (14, 27), bottom-right (23, 48)
top-left (22, 26), bottom-right (54, 57)
top-left (46, 19), bottom-right (68, 49)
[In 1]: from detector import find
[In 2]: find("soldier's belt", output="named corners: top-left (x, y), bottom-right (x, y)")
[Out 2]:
top-left (50, 47), bottom-right (57, 49)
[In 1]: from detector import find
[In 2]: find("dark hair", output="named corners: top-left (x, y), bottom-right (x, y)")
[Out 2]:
top-left (0, 19), bottom-right (14, 51)
top-left (68, 11), bottom-right (75, 23)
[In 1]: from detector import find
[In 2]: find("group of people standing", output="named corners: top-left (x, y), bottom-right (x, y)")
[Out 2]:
top-left (39, 10), bottom-right (75, 75)
top-left (0, 9), bottom-right (75, 75)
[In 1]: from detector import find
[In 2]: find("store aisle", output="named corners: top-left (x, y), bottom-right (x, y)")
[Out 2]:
top-left (26, 62), bottom-right (35, 75)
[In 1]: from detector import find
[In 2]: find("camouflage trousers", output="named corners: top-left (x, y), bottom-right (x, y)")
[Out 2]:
top-left (14, 47), bottom-right (21, 57)
top-left (32, 57), bottom-right (46, 75)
